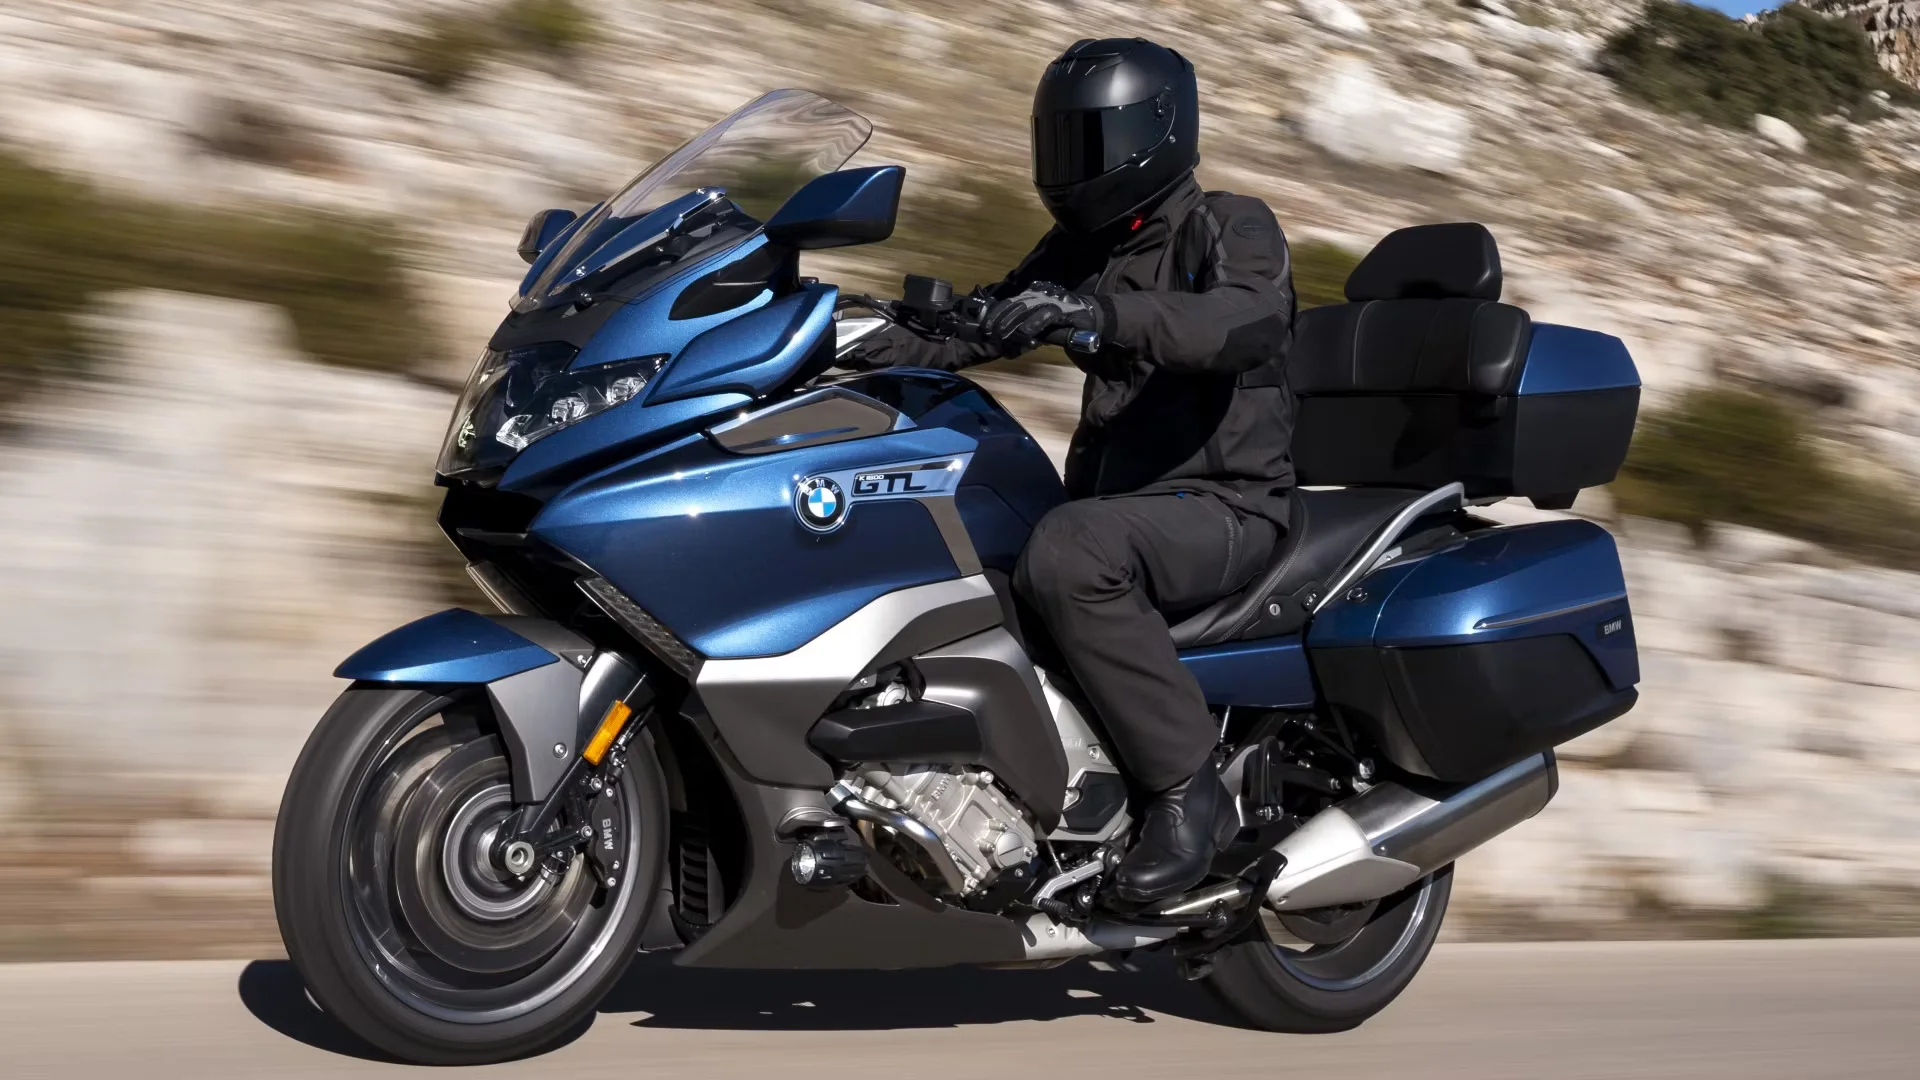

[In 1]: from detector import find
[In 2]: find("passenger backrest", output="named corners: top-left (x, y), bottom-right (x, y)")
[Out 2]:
top-left (1288, 223), bottom-right (1639, 507)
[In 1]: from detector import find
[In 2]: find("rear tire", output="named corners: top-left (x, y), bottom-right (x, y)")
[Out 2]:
top-left (1202, 865), bottom-right (1452, 1033)
top-left (272, 686), bottom-right (667, 1065)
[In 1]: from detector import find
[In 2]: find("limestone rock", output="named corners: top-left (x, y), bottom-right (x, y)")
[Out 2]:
top-left (0, 292), bottom-right (449, 791)
top-left (1302, 57), bottom-right (1471, 173)
top-left (1413, 40), bottom-right (1480, 71)
top-left (1295, 0), bottom-right (1370, 35)
top-left (1754, 113), bottom-right (1810, 154)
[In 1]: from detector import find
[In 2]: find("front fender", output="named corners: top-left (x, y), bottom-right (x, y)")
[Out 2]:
top-left (335, 609), bottom-right (638, 803)
top-left (335, 608), bottom-right (592, 684)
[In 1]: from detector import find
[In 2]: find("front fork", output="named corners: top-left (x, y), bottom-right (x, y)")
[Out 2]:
top-left (495, 673), bottom-right (653, 889)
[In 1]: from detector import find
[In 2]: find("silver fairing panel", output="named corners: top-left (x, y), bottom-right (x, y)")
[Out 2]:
top-left (1042, 674), bottom-right (1132, 844)
top-left (694, 576), bottom-right (1002, 787)
top-left (915, 627), bottom-right (1069, 828)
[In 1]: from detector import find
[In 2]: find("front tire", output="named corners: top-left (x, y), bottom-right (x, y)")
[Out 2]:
top-left (1203, 865), bottom-right (1452, 1033)
top-left (272, 686), bottom-right (667, 1064)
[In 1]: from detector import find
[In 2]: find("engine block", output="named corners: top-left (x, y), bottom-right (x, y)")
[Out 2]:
top-left (846, 764), bottom-right (1039, 895)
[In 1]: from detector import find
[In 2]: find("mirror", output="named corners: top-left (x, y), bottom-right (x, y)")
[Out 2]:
top-left (517, 208), bottom-right (578, 265)
top-left (764, 165), bottom-right (904, 250)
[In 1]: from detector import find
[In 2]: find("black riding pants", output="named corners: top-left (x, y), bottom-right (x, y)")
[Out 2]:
top-left (1013, 493), bottom-right (1278, 793)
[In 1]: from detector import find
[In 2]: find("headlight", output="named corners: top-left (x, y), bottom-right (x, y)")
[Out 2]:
top-left (436, 343), bottom-right (666, 479)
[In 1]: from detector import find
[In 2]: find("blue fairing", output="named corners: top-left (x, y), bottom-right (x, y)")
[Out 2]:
top-left (533, 425), bottom-right (982, 658)
top-left (336, 609), bottom-right (560, 684)
top-left (570, 235), bottom-right (778, 371)
top-left (646, 283), bottom-right (837, 404)
top-left (956, 486), bottom-right (1032, 572)
top-left (1517, 323), bottom-right (1640, 396)
top-left (502, 278), bottom-right (835, 496)
top-left (1179, 635), bottom-right (1316, 708)
top-left (827, 368), bottom-right (1069, 552)
top-left (500, 237), bottom-right (819, 496)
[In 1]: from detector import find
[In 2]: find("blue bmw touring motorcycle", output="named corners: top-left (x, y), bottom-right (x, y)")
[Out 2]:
top-left (273, 90), bottom-right (1643, 1064)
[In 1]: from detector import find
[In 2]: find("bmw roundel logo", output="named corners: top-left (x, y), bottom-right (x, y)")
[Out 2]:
top-left (795, 476), bottom-right (848, 533)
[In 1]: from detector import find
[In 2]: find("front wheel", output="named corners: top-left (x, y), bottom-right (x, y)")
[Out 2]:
top-left (272, 686), bottom-right (667, 1065)
top-left (1202, 865), bottom-right (1452, 1033)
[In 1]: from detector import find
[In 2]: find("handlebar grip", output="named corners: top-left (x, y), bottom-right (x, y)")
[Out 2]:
top-left (1070, 329), bottom-right (1101, 354)
top-left (1043, 327), bottom-right (1103, 355)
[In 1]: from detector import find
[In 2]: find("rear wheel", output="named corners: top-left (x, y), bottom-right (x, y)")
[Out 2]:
top-left (272, 686), bottom-right (667, 1064)
top-left (1202, 865), bottom-right (1452, 1033)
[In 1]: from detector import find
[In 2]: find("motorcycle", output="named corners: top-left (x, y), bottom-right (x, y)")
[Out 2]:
top-left (272, 89), bottom-right (1643, 1064)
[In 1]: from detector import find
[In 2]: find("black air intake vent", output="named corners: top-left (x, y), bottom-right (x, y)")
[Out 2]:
top-left (578, 577), bottom-right (703, 677)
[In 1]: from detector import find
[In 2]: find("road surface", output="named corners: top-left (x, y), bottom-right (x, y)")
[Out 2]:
top-left (2, 940), bottom-right (1916, 1078)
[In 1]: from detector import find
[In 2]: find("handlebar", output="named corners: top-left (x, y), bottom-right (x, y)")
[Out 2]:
top-left (949, 303), bottom-right (1102, 355)
top-left (852, 275), bottom-right (1102, 356)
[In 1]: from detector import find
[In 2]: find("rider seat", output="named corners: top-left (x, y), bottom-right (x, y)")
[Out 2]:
top-left (1167, 487), bottom-right (1435, 648)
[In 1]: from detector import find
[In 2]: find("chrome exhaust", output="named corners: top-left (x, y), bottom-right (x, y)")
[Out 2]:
top-left (1264, 752), bottom-right (1558, 911)
top-left (1025, 754), bottom-right (1556, 958)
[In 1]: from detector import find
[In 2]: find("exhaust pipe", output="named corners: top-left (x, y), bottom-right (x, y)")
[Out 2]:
top-left (1264, 752), bottom-right (1558, 911)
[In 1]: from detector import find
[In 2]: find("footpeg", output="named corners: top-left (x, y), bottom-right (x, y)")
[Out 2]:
top-left (789, 828), bottom-right (867, 890)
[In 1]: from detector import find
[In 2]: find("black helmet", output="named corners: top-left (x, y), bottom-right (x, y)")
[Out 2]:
top-left (1030, 38), bottom-right (1200, 234)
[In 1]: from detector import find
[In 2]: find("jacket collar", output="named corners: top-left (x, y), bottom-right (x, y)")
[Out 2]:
top-left (1110, 174), bottom-right (1203, 255)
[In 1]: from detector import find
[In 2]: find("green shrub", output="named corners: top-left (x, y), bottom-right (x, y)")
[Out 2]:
top-left (1293, 240), bottom-right (1362, 309)
top-left (0, 150), bottom-right (428, 402)
top-left (394, 13), bottom-right (496, 91)
top-left (156, 209), bottom-right (427, 373)
top-left (1614, 385), bottom-right (1920, 569)
top-left (191, 98), bottom-right (337, 173)
top-left (1514, 2), bottom-right (1555, 30)
top-left (500, 0), bottom-right (594, 56)
top-left (1599, 2), bottom-right (1903, 143)
top-left (1734, 875), bottom-right (1827, 939)
top-left (0, 154), bottom-right (110, 399)
top-left (392, 3), bottom-right (596, 91)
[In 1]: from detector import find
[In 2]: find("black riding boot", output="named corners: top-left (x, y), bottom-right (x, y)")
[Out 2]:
top-left (1110, 764), bottom-right (1238, 904)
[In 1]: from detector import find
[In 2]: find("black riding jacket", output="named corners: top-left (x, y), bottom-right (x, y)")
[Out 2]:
top-left (852, 176), bottom-right (1297, 526)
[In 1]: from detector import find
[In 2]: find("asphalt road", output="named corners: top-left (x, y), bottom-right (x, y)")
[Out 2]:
top-left (1, 940), bottom-right (1916, 1079)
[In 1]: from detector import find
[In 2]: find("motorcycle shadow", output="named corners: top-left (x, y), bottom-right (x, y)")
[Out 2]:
top-left (236, 953), bottom-right (1232, 1061)
top-left (600, 951), bottom-right (1231, 1031)
top-left (235, 960), bottom-right (394, 1063)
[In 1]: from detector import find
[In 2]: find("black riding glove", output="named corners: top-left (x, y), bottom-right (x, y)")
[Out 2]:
top-left (981, 283), bottom-right (1105, 358)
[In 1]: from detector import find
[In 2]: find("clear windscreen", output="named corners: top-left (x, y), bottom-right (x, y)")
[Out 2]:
top-left (515, 89), bottom-right (873, 312)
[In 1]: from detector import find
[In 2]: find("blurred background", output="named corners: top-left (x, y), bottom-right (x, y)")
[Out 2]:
top-left (0, 0), bottom-right (1916, 960)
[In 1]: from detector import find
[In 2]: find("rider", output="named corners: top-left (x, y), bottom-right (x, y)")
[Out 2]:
top-left (848, 37), bottom-right (1297, 903)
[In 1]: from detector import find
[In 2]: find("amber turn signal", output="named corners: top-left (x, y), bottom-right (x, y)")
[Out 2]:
top-left (582, 700), bottom-right (632, 766)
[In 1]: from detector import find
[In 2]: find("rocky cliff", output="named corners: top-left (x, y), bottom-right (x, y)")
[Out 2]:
top-left (1799, 1), bottom-right (1920, 87)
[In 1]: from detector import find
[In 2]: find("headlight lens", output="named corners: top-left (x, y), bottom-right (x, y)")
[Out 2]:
top-left (436, 343), bottom-right (666, 479)
top-left (494, 362), bottom-right (660, 450)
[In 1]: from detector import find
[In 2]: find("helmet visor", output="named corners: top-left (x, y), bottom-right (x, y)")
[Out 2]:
top-left (1031, 98), bottom-right (1175, 187)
